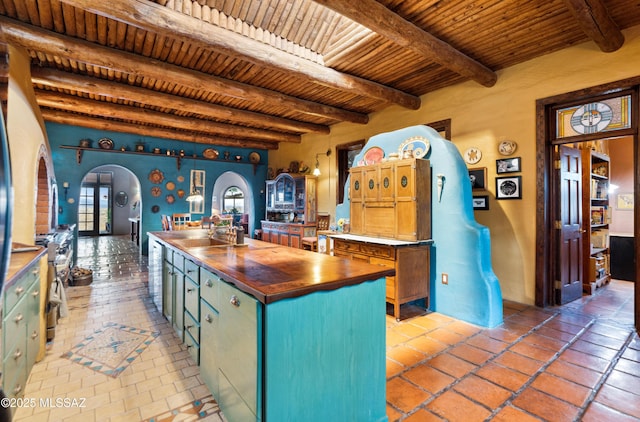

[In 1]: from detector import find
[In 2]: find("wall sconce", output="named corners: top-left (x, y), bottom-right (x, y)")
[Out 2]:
top-left (62, 182), bottom-right (69, 200)
top-left (313, 149), bottom-right (332, 176)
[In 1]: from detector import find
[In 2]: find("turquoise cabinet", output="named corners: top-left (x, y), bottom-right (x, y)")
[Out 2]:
top-left (199, 298), bottom-right (218, 397)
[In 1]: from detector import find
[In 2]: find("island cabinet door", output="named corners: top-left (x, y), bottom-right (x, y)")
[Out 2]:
top-left (173, 272), bottom-right (185, 342)
top-left (199, 298), bottom-right (219, 398)
top-left (217, 281), bottom-right (262, 422)
top-left (162, 259), bottom-right (173, 323)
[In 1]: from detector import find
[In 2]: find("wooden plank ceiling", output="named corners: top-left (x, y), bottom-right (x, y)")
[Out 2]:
top-left (0, 0), bottom-right (638, 150)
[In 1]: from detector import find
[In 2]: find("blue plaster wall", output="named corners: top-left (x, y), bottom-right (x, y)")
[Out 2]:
top-left (46, 123), bottom-right (267, 255)
top-left (336, 125), bottom-right (503, 328)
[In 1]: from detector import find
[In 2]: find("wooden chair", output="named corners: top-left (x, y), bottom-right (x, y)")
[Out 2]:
top-left (301, 214), bottom-right (331, 251)
top-left (172, 213), bottom-right (191, 230)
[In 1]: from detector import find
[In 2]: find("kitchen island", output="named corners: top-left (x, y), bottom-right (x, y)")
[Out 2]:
top-left (148, 230), bottom-right (393, 422)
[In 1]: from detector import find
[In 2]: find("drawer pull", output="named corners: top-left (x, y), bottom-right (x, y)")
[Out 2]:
top-left (14, 313), bottom-right (24, 323)
top-left (205, 279), bottom-right (213, 287)
top-left (205, 314), bottom-right (213, 323)
top-left (186, 324), bottom-right (193, 330)
top-left (32, 268), bottom-right (39, 275)
top-left (187, 269), bottom-right (194, 274)
top-left (32, 289), bottom-right (40, 298)
top-left (186, 344), bottom-right (192, 349)
top-left (13, 349), bottom-right (23, 360)
top-left (230, 295), bottom-right (240, 307)
top-left (186, 288), bottom-right (195, 293)
top-left (15, 286), bottom-right (25, 296)
top-left (13, 384), bottom-right (22, 395)
top-left (31, 330), bottom-right (38, 340)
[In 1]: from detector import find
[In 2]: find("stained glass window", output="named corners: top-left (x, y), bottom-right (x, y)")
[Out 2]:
top-left (556, 95), bottom-right (631, 138)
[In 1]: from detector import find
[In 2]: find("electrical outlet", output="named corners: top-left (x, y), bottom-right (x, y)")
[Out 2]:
top-left (442, 273), bottom-right (448, 284)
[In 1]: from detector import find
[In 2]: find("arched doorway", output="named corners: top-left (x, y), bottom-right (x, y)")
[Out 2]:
top-left (211, 171), bottom-right (255, 235)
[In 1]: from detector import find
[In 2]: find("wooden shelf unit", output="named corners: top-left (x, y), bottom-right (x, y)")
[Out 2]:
top-left (581, 149), bottom-right (611, 294)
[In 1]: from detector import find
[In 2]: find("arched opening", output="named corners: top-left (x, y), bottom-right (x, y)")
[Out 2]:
top-left (35, 155), bottom-right (54, 235)
top-left (211, 171), bottom-right (254, 235)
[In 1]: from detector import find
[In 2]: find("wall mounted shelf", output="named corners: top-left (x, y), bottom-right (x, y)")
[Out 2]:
top-left (59, 145), bottom-right (261, 172)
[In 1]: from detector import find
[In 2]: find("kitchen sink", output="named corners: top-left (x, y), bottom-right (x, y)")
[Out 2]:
top-left (175, 237), bottom-right (230, 248)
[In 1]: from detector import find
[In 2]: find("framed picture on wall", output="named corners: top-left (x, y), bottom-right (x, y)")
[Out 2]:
top-left (496, 176), bottom-right (522, 200)
top-left (472, 195), bottom-right (489, 210)
top-left (189, 169), bottom-right (205, 214)
top-left (616, 192), bottom-right (634, 210)
top-left (496, 157), bottom-right (521, 174)
top-left (468, 167), bottom-right (487, 190)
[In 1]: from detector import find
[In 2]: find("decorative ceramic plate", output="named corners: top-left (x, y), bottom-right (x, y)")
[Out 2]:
top-left (165, 181), bottom-right (175, 191)
top-left (498, 140), bottom-right (517, 156)
top-left (399, 136), bottom-right (430, 158)
top-left (464, 147), bottom-right (482, 165)
top-left (151, 186), bottom-right (162, 197)
top-left (176, 189), bottom-right (185, 199)
top-left (165, 194), bottom-right (175, 204)
top-left (98, 137), bottom-right (114, 150)
top-left (151, 205), bottom-right (160, 213)
top-left (203, 148), bottom-right (219, 159)
top-left (148, 169), bottom-right (164, 184)
top-left (249, 151), bottom-right (260, 164)
top-left (177, 175), bottom-right (185, 183)
top-left (363, 146), bottom-right (384, 165)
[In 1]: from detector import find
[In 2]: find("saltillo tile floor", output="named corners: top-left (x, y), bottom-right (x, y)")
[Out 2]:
top-left (12, 235), bottom-right (640, 421)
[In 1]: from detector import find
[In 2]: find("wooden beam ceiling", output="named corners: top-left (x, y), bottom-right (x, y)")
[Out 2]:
top-left (58, 0), bottom-right (422, 110)
top-left (561, 0), bottom-right (624, 52)
top-left (313, 0), bottom-right (498, 88)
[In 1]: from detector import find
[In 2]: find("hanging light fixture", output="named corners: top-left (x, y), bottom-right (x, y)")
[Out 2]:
top-left (186, 156), bottom-right (203, 203)
top-left (313, 149), bottom-right (331, 176)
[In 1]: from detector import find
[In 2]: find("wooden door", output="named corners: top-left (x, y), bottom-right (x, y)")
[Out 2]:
top-left (556, 145), bottom-right (583, 304)
top-left (364, 166), bottom-right (379, 202)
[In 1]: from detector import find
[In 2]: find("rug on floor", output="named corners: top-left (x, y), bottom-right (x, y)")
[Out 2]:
top-left (145, 395), bottom-right (222, 422)
top-left (61, 322), bottom-right (159, 378)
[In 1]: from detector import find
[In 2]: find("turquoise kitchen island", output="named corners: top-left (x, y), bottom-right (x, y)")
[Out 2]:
top-left (148, 230), bottom-right (393, 422)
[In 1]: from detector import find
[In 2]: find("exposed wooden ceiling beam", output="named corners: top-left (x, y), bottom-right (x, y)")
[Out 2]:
top-left (41, 108), bottom-right (279, 150)
top-left (59, 0), bottom-right (421, 110)
top-left (561, 0), bottom-right (624, 52)
top-left (35, 90), bottom-right (299, 143)
top-left (0, 16), bottom-right (368, 125)
top-left (312, 0), bottom-right (497, 88)
top-left (29, 67), bottom-right (327, 135)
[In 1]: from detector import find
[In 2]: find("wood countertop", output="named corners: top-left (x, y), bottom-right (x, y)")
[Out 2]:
top-left (329, 233), bottom-right (434, 246)
top-left (6, 244), bottom-right (47, 289)
top-left (148, 230), bottom-right (395, 304)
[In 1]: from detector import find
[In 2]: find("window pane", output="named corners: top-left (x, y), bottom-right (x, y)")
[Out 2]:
top-left (556, 95), bottom-right (631, 138)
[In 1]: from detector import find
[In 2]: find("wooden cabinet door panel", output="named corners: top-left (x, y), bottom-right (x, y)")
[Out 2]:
top-left (379, 163), bottom-right (394, 201)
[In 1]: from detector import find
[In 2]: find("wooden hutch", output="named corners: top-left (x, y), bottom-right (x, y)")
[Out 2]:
top-left (261, 173), bottom-right (317, 249)
top-left (332, 157), bottom-right (432, 320)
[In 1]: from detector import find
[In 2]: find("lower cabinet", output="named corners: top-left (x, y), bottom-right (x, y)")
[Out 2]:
top-left (2, 257), bottom-right (42, 406)
top-left (260, 221), bottom-right (316, 249)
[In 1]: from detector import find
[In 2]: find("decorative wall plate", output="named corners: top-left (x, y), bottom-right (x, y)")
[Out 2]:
top-left (165, 194), bottom-right (175, 204)
top-left (98, 137), bottom-right (114, 150)
top-left (203, 148), bottom-right (219, 159)
top-left (177, 175), bottom-right (185, 183)
top-left (151, 205), bottom-right (160, 213)
top-left (165, 181), bottom-right (175, 191)
top-left (176, 189), bottom-right (185, 199)
top-left (249, 151), bottom-right (260, 164)
top-left (498, 140), bottom-right (517, 156)
top-left (399, 136), bottom-right (430, 158)
top-left (464, 147), bottom-right (482, 165)
top-left (363, 146), bottom-right (384, 164)
top-left (151, 186), bottom-right (162, 197)
top-left (148, 169), bottom-right (164, 184)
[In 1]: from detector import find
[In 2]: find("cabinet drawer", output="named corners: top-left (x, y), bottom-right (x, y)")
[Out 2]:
top-left (4, 304), bottom-right (28, 352)
top-left (184, 309), bottom-right (200, 344)
top-left (361, 243), bottom-right (394, 259)
top-left (289, 225), bottom-right (303, 234)
top-left (184, 329), bottom-right (200, 365)
top-left (172, 252), bottom-right (185, 273)
top-left (4, 267), bottom-right (39, 313)
top-left (200, 268), bottom-right (220, 310)
top-left (334, 239), bottom-right (360, 254)
top-left (218, 368), bottom-right (257, 422)
top-left (184, 277), bottom-right (200, 321)
top-left (184, 259), bottom-right (199, 284)
top-left (3, 342), bottom-right (27, 398)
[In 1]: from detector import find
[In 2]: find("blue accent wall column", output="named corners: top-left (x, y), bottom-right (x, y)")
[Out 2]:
top-left (336, 125), bottom-right (503, 328)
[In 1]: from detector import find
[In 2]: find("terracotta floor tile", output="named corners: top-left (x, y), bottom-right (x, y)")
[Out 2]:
top-left (512, 387), bottom-right (580, 421)
top-left (493, 351), bottom-right (545, 376)
top-left (387, 344), bottom-right (427, 368)
top-left (603, 370), bottom-right (640, 395)
top-left (482, 327), bottom-right (522, 343)
top-left (403, 364), bottom-right (456, 394)
top-left (521, 332), bottom-right (567, 352)
top-left (594, 384), bottom-right (640, 418)
top-left (622, 347), bottom-right (640, 362)
top-left (505, 315), bottom-right (547, 330)
top-left (387, 358), bottom-right (405, 378)
top-left (403, 408), bottom-right (444, 422)
top-left (531, 372), bottom-right (592, 407)
top-left (582, 401), bottom-right (640, 422)
top-left (491, 405), bottom-right (541, 422)
top-left (423, 313), bottom-right (455, 324)
top-left (448, 343), bottom-right (495, 365)
top-left (559, 348), bottom-right (611, 372)
top-left (453, 374), bottom-right (512, 409)
top-left (510, 341), bottom-right (558, 362)
top-left (394, 322), bottom-right (432, 339)
top-left (581, 331), bottom-right (630, 350)
top-left (427, 353), bottom-right (477, 378)
top-left (425, 328), bottom-right (466, 345)
top-left (386, 404), bottom-right (402, 422)
top-left (615, 358), bottom-right (640, 377)
top-left (386, 377), bottom-right (431, 413)
top-left (588, 323), bottom-right (633, 341)
top-left (408, 316), bottom-right (445, 332)
top-left (503, 300), bottom-right (529, 312)
top-left (475, 362), bottom-right (530, 392)
top-left (535, 326), bottom-right (578, 343)
top-left (426, 390), bottom-right (491, 422)
top-left (554, 313), bottom-right (594, 327)
top-left (387, 330), bottom-right (410, 347)
top-left (406, 336), bottom-right (448, 357)
top-left (546, 359), bottom-right (603, 389)
top-left (466, 334), bottom-right (510, 354)
top-left (545, 319), bottom-right (586, 335)
top-left (445, 320), bottom-right (481, 337)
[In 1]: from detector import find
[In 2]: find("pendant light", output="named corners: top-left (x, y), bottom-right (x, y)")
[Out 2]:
top-left (186, 156), bottom-right (203, 203)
